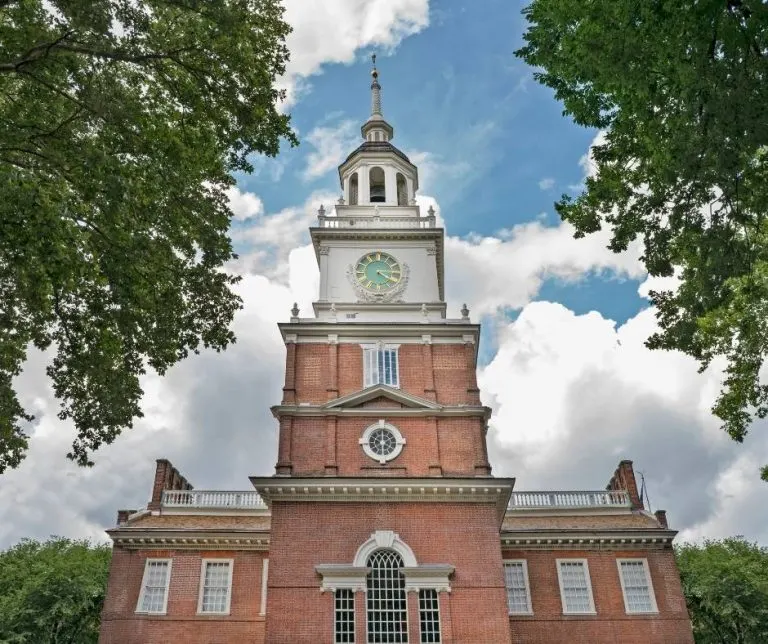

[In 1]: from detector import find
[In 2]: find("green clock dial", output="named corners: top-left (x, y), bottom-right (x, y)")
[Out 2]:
top-left (355, 251), bottom-right (402, 292)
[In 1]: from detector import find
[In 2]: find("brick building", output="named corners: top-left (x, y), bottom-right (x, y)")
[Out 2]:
top-left (99, 61), bottom-right (694, 644)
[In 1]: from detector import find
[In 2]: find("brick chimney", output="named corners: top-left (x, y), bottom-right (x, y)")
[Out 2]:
top-left (116, 509), bottom-right (136, 525)
top-left (654, 509), bottom-right (668, 528)
top-left (606, 460), bottom-right (643, 510)
top-left (148, 459), bottom-right (193, 511)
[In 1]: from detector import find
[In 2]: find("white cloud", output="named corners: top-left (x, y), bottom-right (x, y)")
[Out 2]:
top-left (279, 0), bottom-right (430, 107)
top-left (538, 177), bottom-right (555, 190)
top-left (232, 190), bottom-right (335, 282)
top-left (303, 119), bottom-right (359, 181)
top-left (445, 220), bottom-right (645, 318)
top-left (226, 186), bottom-right (264, 221)
top-left (480, 283), bottom-right (768, 543)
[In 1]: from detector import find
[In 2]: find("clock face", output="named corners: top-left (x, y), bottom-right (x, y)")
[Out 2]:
top-left (355, 251), bottom-right (401, 292)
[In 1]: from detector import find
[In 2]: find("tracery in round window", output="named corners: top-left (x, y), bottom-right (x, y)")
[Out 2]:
top-left (368, 427), bottom-right (397, 457)
top-left (359, 421), bottom-right (406, 464)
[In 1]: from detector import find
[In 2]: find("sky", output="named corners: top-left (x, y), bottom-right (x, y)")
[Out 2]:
top-left (2, 0), bottom-right (767, 548)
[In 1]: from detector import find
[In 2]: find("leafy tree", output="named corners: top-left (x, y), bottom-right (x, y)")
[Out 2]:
top-left (676, 538), bottom-right (768, 644)
top-left (0, 0), bottom-right (297, 472)
top-left (516, 1), bottom-right (768, 479)
top-left (0, 537), bottom-right (112, 643)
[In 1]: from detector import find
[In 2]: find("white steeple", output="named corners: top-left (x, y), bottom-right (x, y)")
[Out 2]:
top-left (337, 57), bottom-right (418, 207)
top-left (361, 54), bottom-right (394, 144)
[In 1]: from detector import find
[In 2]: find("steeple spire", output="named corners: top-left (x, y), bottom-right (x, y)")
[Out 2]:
top-left (362, 54), bottom-right (394, 143)
top-left (371, 54), bottom-right (382, 116)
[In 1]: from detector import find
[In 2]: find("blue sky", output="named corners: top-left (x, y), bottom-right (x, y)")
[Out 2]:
top-left (3, 0), bottom-right (767, 548)
top-left (238, 0), bottom-right (646, 330)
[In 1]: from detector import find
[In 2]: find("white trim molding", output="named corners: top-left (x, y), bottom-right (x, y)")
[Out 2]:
top-left (500, 530), bottom-right (676, 549)
top-left (400, 565), bottom-right (454, 593)
top-left (617, 558), bottom-right (659, 614)
top-left (249, 477), bottom-right (515, 523)
top-left (556, 558), bottom-right (596, 615)
top-left (135, 558), bottom-right (172, 615)
top-left (197, 558), bottom-right (234, 615)
top-left (503, 559), bottom-right (533, 615)
top-left (107, 528), bottom-right (270, 551)
top-left (354, 530), bottom-right (417, 567)
top-left (360, 419), bottom-right (406, 464)
top-left (259, 559), bottom-right (269, 616)
top-left (317, 531), bottom-right (454, 595)
top-left (316, 564), bottom-right (371, 593)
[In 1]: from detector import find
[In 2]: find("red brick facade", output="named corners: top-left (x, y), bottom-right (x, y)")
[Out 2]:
top-left (99, 77), bottom-right (693, 642)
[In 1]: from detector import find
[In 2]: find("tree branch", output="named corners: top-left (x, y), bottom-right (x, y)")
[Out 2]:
top-left (0, 31), bottom-right (74, 72)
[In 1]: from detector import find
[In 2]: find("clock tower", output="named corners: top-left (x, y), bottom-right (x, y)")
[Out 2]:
top-left (99, 55), bottom-right (694, 644)
top-left (250, 58), bottom-right (514, 642)
top-left (314, 60), bottom-right (443, 322)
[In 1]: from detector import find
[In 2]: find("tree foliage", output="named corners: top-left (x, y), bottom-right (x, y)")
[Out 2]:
top-left (0, 537), bottom-right (112, 643)
top-left (516, 1), bottom-right (768, 479)
top-left (0, 0), bottom-right (297, 472)
top-left (676, 538), bottom-right (768, 644)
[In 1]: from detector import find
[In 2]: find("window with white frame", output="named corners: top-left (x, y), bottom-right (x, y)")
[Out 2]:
top-left (503, 560), bottom-right (532, 614)
top-left (556, 559), bottom-right (596, 614)
top-left (198, 559), bottom-right (233, 615)
top-left (366, 549), bottom-right (408, 643)
top-left (363, 345), bottom-right (399, 388)
top-left (617, 559), bottom-right (658, 614)
top-left (418, 589), bottom-right (441, 643)
top-left (136, 559), bottom-right (172, 614)
top-left (335, 589), bottom-right (355, 643)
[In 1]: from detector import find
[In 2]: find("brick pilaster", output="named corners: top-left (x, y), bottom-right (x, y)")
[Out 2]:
top-left (282, 341), bottom-right (296, 403)
top-left (422, 340), bottom-right (436, 401)
top-left (325, 417), bottom-right (338, 475)
top-left (275, 416), bottom-right (293, 475)
top-left (327, 341), bottom-right (339, 400)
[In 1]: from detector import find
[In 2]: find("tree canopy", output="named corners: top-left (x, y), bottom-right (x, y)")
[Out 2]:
top-left (516, 1), bottom-right (768, 479)
top-left (0, 537), bottom-right (112, 643)
top-left (676, 538), bottom-right (768, 643)
top-left (0, 0), bottom-right (297, 472)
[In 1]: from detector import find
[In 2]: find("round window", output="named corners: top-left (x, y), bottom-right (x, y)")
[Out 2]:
top-left (368, 427), bottom-right (397, 458)
top-left (359, 421), bottom-right (405, 464)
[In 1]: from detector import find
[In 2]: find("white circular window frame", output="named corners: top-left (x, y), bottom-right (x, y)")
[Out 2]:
top-left (359, 419), bottom-right (406, 464)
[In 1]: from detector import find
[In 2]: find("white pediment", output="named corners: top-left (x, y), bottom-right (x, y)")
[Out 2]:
top-left (322, 385), bottom-right (441, 410)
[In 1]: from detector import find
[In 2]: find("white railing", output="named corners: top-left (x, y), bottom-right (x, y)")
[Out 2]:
top-left (508, 490), bottom-right (631, 510)
top-left (318, 214), bottom-right (436, 229)
top-left (162, 489), bottom-right (266, 510)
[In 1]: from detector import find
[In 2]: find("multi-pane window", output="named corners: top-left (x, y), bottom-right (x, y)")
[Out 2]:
top-left (363, 346), bottom-right (399, 388)
top-left (503, 560), bottom-right (532, 614)
top-left (198, 560), bottom-right (233, 614)
top-left (418, 589), bottom-right (441, 643)
top-left (335, 589), bottom-right (356, 643)
top-left (136, 559), bottom-right (171, 614)
top-left (618, 559), bottom-right (658, 613)
top-left (366, 549), bottom-right (408, 643)
top-left (556, 559), bottom-right (595, 614)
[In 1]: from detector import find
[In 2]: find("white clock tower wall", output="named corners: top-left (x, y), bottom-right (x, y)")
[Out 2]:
top-left (318, 243), bottom-right (441, 304)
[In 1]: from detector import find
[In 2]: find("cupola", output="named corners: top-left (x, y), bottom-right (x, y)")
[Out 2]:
top-left (337, 56), bottom-right (419, 207)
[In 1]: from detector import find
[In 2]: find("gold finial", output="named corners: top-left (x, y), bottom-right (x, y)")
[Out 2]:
top-left (371, 53), bottom-right (378, 79)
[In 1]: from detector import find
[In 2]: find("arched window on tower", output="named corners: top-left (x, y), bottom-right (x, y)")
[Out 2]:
top-left (349, 172), bottom-right (358, 205)
top-left (369, 167), bottom-right (386, 203)
top-left (396, 173), bottom-right (407, 206)
top-left (366, 549), bottom-right (408, 643)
